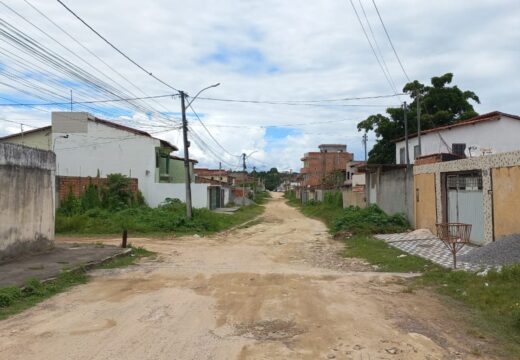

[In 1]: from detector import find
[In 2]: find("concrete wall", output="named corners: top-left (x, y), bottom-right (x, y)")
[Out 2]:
top-left (492, 166), bottom-right (520, 238)
top-left (342, 188), bottom-right (366, 208)
top-left (396, 116), bottom-right (520, 164)
top-left (146, 183), bottom-right (209, 208)
top-left (366, 167), bottom-right (414, 225)
top-left (414, 173), bottom-right (437, 234)
top-left (0, 143), bottom-right (55, 261)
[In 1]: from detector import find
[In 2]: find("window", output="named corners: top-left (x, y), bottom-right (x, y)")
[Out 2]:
top-left (399, 147), bottom-right (405, 164)
top-left (452, 143), bottom-right (466, 157)
top-left (413, 145), bottom-right (421, 159)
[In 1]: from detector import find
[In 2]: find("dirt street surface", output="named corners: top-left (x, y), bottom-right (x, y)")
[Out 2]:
top-left (0, 194), bottom-right (499, 359)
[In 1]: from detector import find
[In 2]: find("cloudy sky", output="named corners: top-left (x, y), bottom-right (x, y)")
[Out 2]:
top-left (0, 0), bottom-right (519, 171)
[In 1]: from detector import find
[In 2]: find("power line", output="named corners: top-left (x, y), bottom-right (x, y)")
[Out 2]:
top-left (187, 103), bottom-right (240, 158)
top-left (0, 93), bottom-right (180, 107)
top-left (357, 0), bottom-right (399, 93)
top-left (56, 0), bottom-right (181, 93)
top-left (371, 0), bottom-right (410, 82)
top-left (23, 0), bottom-right (177, 119)
top-left (347, 0), bottom-right (399, 95)
top-left (197, 96), bottom-right (394, 107)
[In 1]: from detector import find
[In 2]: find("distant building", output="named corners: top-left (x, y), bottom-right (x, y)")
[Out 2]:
top-left (300, 144), bottom-right (353, 188)
top-left (394, 111), bottom-right (520, 165)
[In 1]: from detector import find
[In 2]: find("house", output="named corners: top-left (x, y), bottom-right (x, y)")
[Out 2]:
top-left (342, 161), bottom-right (367, 208)
top-left (395, 111), bottom-right (520, 164)
top-left (0, 112), bottom-right (211, 208)
top-left (0, 143), bottom-right (55, 261)
top-left (299, 144), bottom-right (353, 202)
top-left (414, 150), bottom-right (520, 245)
top-left (194, 168), bottom-right (233, 209)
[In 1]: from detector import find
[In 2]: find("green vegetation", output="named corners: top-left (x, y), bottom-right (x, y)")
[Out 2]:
top-left (358, 73), bottom-right (480, 164)
top-left (343, 234), bottom-right (439, 273)
top-left (59, 173), bottom-right (145, 216)
top-left (285, 191), bottom-right (520, 356)
top-left (57, 173), bottom-right (266, 236)
top-left (0, 246), bottom-right (154, 320)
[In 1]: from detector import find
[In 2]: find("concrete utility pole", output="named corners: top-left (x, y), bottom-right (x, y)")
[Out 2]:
top-left (242, 153), bottom-right (247, 205)
top-left (404, 101), bottom-right (410, 170)
top-left (180, 91), bottom-right (193, 219)
top-left (417, 92), bottom-right (421, 158)
top-left (362, 132), bottom-right (368, 161)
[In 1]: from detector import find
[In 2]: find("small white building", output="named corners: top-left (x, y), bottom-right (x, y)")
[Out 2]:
top-left (395, 111), bottom-right (520, 164)
top-left (0, 112), bottom-right (211, 208)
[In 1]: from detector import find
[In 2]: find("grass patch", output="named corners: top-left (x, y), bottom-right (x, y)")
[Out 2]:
top-left (343, 234), bottom-right (441, 273)
top-left (0, 246), bottom-right (155, 320)
top-left (254, 191), bottom-right (271, 205)
top-left (56, 201), bottom-right (264, 236)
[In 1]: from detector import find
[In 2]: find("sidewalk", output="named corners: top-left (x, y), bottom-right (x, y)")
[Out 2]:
top-left (375, 232), bottom-right (483, 271)
top-left (0, 243), bottom-right (130, 287)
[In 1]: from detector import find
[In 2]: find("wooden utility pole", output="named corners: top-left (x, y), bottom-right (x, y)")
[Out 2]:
top-left (180, 91), bottom-right (193, 219)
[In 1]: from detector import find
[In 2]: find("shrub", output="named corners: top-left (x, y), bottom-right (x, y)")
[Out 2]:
top-left (80, 184), bottom-right (101, 211)
top-left (58, 188), bottom-right (81, 216)
top-left (332, 205), bottom-right (409, 235)
top-left (0, 287), bottom-right (21, 308)
top-left (323, 191), bottom-right (343, 208)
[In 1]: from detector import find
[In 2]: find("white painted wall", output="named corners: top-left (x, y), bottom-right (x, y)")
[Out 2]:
top-left (352, 174), bottom-right (365, 187)
top-left (146, 183), bottom-right (209, 208)
top-left (52, 117), bottom-right (209, 208)
top-left (395, 116), bottom-right (520, 164)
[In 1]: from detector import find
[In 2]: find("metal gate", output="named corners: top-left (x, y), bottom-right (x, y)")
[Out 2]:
top-left (209, 187), bottom-right (221, 210)
top-left (447, 173), bottom-right (484, 244)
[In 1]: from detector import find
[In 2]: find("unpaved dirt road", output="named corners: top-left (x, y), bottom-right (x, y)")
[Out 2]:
top-left (0, 194), bottom-right (501, 359)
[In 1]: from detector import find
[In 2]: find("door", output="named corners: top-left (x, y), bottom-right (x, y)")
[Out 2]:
top-left (447, 173), bottom-right (484, 244)
top-left (209, 187), bottom-right (221, 210)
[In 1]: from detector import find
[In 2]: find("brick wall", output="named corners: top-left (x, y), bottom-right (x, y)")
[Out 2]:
top-left (57, 176), bottom-right (138, 201)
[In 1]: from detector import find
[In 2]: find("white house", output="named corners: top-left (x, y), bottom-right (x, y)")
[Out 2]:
top-left (0, 112), bottom-right (211, 208)
top-left (394, 111), bottom-right (520, 164)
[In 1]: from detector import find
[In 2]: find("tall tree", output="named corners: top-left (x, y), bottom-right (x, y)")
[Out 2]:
top-left (358, 73), bottom-right (480, 164)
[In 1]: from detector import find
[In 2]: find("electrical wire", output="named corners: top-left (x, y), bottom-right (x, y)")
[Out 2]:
top-left (196, 96), bottom-right (393, 107)
top-left (56, 0), bottom-right (181, 93)
top-left (347, 0), bottom-right (399, 95)
top-left (187, 103), bottom-right (240, 158)
top-left (371, 0), bottom-right (410, 82)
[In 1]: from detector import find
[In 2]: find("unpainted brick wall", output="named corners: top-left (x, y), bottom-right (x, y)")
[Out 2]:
top-left (57, 176), bottom-right (138, 201)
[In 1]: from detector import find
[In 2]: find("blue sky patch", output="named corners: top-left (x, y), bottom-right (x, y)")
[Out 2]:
top-left (265, 126), bottom-right (301, 140)
top-left (200, 45), bottom-right (280, 75)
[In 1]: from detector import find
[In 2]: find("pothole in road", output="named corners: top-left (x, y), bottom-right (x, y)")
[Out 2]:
top-left (234, 319), bottom-right (305, 341)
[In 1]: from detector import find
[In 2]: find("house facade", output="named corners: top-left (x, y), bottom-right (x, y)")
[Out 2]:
top-left (395, 112), bottom-right (520, 165)
top-left (0, 112), bottom-right (210, 208)
top-left (300, 144), bottom-right (353, 188)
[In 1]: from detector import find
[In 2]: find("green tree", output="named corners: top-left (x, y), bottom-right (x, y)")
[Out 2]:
top-left (358, 73), bottom-right (480, 164)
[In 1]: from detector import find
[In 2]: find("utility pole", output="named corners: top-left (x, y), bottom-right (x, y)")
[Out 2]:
top-left (180, 91), bottom-right (193, 219)
top-left (404, 101), bottom-right (410, 170)
top-left (416, 92), bottom-right (421, 158)
top-left (362, 132), bottom-right (368, 161)
top-left (242, 153), bottom-right (247, 205)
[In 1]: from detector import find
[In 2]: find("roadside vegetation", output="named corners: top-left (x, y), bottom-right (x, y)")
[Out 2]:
top-left (284, 190), bottom-right (520, 356)
top-left (0, 245), bottom-right (154, 320)
top-left (56, 174), bottom-right (266, 236)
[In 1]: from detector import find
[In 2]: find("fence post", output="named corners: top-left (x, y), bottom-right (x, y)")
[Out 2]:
top-left (122, 229), bottom-right (128, 248)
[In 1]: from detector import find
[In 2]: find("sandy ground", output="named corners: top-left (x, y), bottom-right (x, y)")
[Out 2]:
top-left (0, 193), bottom-right (502, 359)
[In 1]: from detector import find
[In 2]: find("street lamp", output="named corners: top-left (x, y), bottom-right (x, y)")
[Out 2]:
top-left (180, 83), bottom-right (220, 219)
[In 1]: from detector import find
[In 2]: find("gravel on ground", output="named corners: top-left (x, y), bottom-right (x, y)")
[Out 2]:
top-left (460, 234), bottom-right (520, 267)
